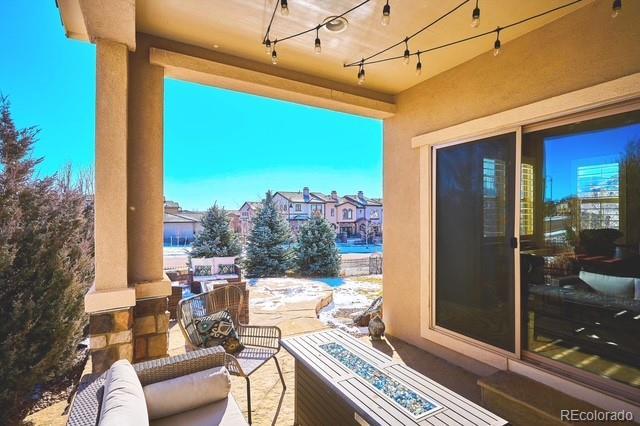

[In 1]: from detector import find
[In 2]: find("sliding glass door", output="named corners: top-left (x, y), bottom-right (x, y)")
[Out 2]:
top-left (521, 109), bottom-right (640, 392)
top-left (434, 132), bottom-right (517, 352)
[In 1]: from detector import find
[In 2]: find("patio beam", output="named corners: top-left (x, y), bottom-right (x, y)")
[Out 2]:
top-left (149, 48), bottom-right (396, 119)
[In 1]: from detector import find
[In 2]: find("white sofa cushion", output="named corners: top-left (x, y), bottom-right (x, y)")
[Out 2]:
top-left (150, 394), bottom-right (247, 426)
top-left (99, 360), bottom-right (149, 426)
top-left (143, 366), bottom-right (231, 420)
top-left (579, 271), bottom-right (635, 299)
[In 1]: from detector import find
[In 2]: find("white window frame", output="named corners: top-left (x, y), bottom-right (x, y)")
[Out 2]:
top-left (414, 73), bottom-right (640, 410)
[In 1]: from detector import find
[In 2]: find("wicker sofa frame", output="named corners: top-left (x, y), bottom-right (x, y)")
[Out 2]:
top-left (177, 285), bottom-right (285, 424)
top-left (67, 347), bottom-right (229, 425)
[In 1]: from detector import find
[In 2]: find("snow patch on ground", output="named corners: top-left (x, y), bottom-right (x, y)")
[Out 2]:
top-left (248, 276), bottom-right (382, 336)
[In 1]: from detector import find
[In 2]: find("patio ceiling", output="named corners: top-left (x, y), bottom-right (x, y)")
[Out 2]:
top-left (136, 0), bottom-right (589, 95)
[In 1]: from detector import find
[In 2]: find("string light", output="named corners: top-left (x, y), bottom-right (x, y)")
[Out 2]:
top-left (357, 61), bottom-right (366, 85)
top-left (416, 52), bottom-right (423, 75)
top-left (280, 0), bottom-right (289, 16)
top-left (471, 0), bottom-right (480, 27)
top-left (493, 27), bottom-right (501, 56)
top-left (314, 26), bottom-right (322, 54)
top-left (403, 38), bottom-right (410, 65)
top-left (382, 1), bottom-right (391, 26)
top-left (612, 0), bottom-right (622, 18)
top-left (271, 41), bottom-right (278, 64)
top-left (265, 38), bottom-right (272, 54)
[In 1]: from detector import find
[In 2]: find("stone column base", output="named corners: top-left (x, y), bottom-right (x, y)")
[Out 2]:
top-left (89, 307), bottom-right (134, 373)
top-left (133, 296), bottom-right (170, 362)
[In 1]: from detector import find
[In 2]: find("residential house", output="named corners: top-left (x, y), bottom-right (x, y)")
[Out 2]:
top-left (336, 191), bottom-right (383, 239)
top-left (272, 187), bottom-right (326, 235)
top-left (238, 201), bottom-right (261, 241)
top-left (226, 210), bottom-right (242, 234)
top-left (163, 200), bottom-right (204, 245)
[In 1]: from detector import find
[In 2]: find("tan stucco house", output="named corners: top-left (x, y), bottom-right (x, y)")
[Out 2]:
top-left (55, 0), bottom-right (640, 418)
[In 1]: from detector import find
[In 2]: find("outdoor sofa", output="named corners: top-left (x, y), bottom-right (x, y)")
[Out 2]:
top-left (67, 346), bottom-right (248, 426)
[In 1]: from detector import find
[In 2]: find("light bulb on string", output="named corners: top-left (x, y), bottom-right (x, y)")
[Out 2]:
top-left (403, 38), bottom-right (410, 65)
top-left (265, 38), bottom-right (272, 55)
top-left (382, 1), bottom-right (391, 26)
top-left (471, 0), bottom-right (480, 28)
top-left (612, 0), bottom-right (622, 18)
top-left (314, 27), bottom-right (321, 54)
top-left (280, 0), bottom-right (289, 16)
top-left (271, 42), bottom-right (278, 64)
top-left (493, 28), bottom-right (501, 56)
top-left (416, 52), bottom-right (423, 76)
top-left (357, 61), bottom-right (365, 85)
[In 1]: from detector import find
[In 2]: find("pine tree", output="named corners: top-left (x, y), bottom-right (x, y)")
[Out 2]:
top-left (244, 191), bottom-right (293, 277)
top-left (0, 97), bottom-right (94, 423)
top-left (296, 216), bottom-right (341, 276)
top-left (190, 204), bottom-right (241, 258)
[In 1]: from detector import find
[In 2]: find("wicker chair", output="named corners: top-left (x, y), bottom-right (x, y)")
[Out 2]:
top-left (67, 347), bottom-right (231, 425)
top-left (177, 285), bottom-right (285, 424)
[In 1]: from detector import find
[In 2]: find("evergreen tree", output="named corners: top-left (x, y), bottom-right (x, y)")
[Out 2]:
top-left (0, 97), bottom-right (94, 423)
top-left (190, 204), bottom-right (241, 258)
top-left (244, 191), bottom-right (293, 277)
top-left (296, 216), bottom-right (341, 276)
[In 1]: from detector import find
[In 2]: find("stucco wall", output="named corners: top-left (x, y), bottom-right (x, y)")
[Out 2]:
top-left (383, 0), bottom-right (640, 369)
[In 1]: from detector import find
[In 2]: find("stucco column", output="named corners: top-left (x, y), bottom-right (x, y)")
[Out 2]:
top-left (128, 38), bottom-right (171, 360)
top-left (127, 41), bottom-right (170, 296)
top-left (85, 39), bottom-right (136, 313)
top-left (86, 39), bottom-right (136, 373)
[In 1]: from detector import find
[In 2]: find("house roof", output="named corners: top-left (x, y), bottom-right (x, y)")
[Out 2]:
top-left (164, 212), bottom-right (200, 224)
top-left (274, 191), bottom-right (324, 204)
top-left (240, 201), bottom-right (262, 211)
top-left (342, 195), bottom-right (383, 208)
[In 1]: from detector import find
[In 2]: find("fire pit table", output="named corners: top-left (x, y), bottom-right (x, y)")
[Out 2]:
top-left (282, 329), bottom-right (507, 426)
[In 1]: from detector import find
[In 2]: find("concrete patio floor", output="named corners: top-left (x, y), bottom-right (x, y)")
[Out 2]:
top-left (168, 286), bottom-right (486, 426)
top-left (24, 280), bottom-right (486, 425)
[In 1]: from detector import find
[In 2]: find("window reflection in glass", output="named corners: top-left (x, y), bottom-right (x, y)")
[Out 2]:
top-left (521, 110), bottom-right (640, 390)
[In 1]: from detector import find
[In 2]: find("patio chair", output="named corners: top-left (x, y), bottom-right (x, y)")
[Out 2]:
top-left (67, 347), bottom-right (247, 425)
top-left (177, 285), bottom-right (285, 424)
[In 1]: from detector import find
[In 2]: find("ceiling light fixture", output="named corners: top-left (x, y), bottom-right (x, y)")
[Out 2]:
top-left (280, 0), bottom-right (289, 16)
top-left (471, 0), bottom-right (480, 27)
top-left (611, 0), bottom-right (622, 18)
top-left (314, 26), bottom-right (322, 53)
top-left (323, 16), bottom-right (349, 33)
top-left (382, 1), bottom-right (391, 26)
top-left (345, 0), bottom-right (587, 83)
top-left (403, 38), bottom-right (411, 65)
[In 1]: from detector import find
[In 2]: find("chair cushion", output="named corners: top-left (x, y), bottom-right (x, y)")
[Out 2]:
top-left (579, 271), bottom-right (635, 299)
top-left (150, 394), bottom-right (247, 426)
top-left (218, 264), bottom-right (235, 274)
top-left (194, 310), bottom-right (244, 354)
top-left (194, 265), bottom-right (212, 276)
top-left (143, 366), bottom-right (231, 420)
top-left (99, 360), bottom-right (149, 426)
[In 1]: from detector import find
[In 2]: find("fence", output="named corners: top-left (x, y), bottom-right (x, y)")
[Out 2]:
top-left (340, 255), bottom-right (383, 276)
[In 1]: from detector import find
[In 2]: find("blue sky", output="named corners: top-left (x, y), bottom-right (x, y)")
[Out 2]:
top-left (1, 2), bottom-right (383, 211)
top-left (543, 123), bottom-right (640, 200)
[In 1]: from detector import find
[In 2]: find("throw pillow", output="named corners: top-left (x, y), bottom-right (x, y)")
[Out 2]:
top-left (194, 265), bottom-right (212, 276)
top-left (635, 278), bottom-right (640, 300)
top-left (99, 360), bottom-right (149, 426)
top-left (194, 310), bottom-right (244, 354)
top-left (218, 264), bottom-right (235, 275)
top-left (143, 366), bottom-right (231, 420)
top-left (579, 271), bottom-right (635, 299)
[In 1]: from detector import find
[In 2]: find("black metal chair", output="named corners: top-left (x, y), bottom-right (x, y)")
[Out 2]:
top-left (177, 285), bottom-right (285, 424)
